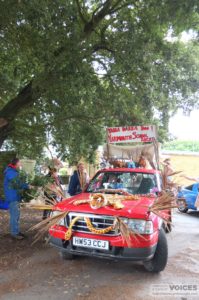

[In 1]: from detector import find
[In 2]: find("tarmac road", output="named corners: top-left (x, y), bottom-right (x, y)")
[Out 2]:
top-left (0, 209), bottom-right (199, 300)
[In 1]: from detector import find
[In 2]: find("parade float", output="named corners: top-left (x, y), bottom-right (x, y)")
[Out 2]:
top-left (30, 126), bottom-right (177, 273)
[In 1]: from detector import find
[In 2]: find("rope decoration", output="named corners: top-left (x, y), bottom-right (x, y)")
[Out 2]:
top-left (64, 216), bottom-right (81, 240)
top-left (84, 217), bottom-right (115, 235)
top-left (64, 216), bottom-right (116, 240)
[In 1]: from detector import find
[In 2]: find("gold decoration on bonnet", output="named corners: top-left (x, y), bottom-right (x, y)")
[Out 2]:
top-left (73, 193), bottom-right (140, 210)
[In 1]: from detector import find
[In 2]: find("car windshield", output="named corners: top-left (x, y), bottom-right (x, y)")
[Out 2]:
top-left (86, 171), bottom-right (160, 195)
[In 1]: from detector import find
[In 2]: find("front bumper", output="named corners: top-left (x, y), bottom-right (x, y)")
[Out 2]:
top-left (49, 236), bottom-right (157, 261)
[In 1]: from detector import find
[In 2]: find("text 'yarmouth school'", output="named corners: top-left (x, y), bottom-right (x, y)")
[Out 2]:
top-left (107, 126), bottom-right (156, 143)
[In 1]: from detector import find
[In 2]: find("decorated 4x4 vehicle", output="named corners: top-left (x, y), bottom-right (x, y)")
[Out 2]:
top-left (48, 167), bottom-right (173, 273)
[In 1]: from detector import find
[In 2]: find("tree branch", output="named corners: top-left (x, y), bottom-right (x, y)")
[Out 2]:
top-left (75, 0), bottom-right (87, 24)
top-left (84, 0), bottom-right (113, 36)
top-left (110, 1), bottom-right (133, 14)
top-left (0, 82), bottom-right (33, 121)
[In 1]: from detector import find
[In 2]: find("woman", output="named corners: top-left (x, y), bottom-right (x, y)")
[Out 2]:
top-left (68, 163), bottom-right (89, 196)
top-left (162, 158), bottom-right (174, 177)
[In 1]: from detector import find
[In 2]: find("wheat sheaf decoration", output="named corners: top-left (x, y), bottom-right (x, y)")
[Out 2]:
top-left (28, 210), bottom-right (68, 244)
top-left (24, 185), bottom-right (60, 209)
top-left (148, 191), bottom-right (178, 222)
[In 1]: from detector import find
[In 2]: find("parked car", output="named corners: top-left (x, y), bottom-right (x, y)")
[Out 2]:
top-left (177, 183), bottom-right (199, 213)
top-left (49, 168), bottom-right (171, 273)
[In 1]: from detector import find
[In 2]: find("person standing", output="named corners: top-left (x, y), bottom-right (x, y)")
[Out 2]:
top-left (162, 158), bottom-right (174, 178)
top-left (68, 163), bottom-right (89, 196)
top-left (43, 167), bottom-right (63, 219)
top-left (4, 158), bottom-right (29, 240)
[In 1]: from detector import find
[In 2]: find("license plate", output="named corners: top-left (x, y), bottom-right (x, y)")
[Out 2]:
top-left (72, 237), bottom-right (109, 250)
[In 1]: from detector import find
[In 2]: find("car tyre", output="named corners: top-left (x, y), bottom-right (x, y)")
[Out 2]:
top-left (177, 199), bottom-right (188, 213)
top-left (178, 207), bottom-right (188, 213)
top-left (143, 228), bottom-right (168, 273)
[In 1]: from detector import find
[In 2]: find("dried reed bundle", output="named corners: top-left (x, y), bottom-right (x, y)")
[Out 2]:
top-left (116, 217), bottom-right (132, 247)
top-left (148, 191), bottom-right (177, 222)
top-left (27, 204), bottom-right (54, 210)
top-left (25, 193), bottom-right (57, 209)
top-left (115, 217), bottom-right (146, 247)
top-left (44, 183), bottom-right (65, 198)
top-left (29, 210), bottom-right (68, 244)
top-left (24, 183), bottom-right (62, 210)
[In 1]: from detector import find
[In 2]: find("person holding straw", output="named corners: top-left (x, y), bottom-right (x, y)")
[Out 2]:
top-left (4, 158), bottom-right (30, 240)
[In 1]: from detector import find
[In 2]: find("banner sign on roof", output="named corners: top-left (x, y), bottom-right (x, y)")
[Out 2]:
top-left (107, 126), bottom-right (157, 144)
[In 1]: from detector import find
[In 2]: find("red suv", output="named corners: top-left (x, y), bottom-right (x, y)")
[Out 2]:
top-left (49, 168), bottom-right (170, 272)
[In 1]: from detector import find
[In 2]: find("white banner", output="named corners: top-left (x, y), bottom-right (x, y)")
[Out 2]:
top-left (107, 126), bottom-right (157, 144)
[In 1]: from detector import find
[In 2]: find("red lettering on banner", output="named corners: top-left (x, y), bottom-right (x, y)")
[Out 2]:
top-left (122, 126), bottom-right (138, 131)
top-left (107, 125), bottom-right (156, 143)
top-left (107, 127), bottom-right (120, 133)
top-left (132, 132), bottom-right (148, 140)
top-left (141, 126), bottom-right (149, 131)
top-left (109, 135), bottom-right (133, 143)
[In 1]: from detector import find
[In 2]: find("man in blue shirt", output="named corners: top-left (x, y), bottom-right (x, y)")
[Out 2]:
top-left (4, 158), bottom-right (29, 240)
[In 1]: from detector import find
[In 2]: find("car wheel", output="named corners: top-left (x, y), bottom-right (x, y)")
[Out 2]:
top-left (178, 207), bottom-right (188, 213)
top-left (177, 199), bottom-right (188, 213)
top-left (60, 251), bottom-right (75, 260)
top-left (143, 228), bottom-right (168, 273)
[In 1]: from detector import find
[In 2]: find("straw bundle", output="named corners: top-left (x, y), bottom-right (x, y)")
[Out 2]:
top-left (29, 210), bottom-right (68, 244)
top-left (24, 184), bottom-right (61, 209)
top-left (115, 217), bottom-right (146, 247)
top-left (148, 191), bottom-right (177, 222)
top-left (115, 217), bottom-right (132, 247)
top-left (44, 183), bottom-right (65, 198)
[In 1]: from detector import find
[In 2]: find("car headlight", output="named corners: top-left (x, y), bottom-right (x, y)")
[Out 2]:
top-left (50, 210), bottom-right (65, 226)
top-left (122, 218), bottom-right (153, 234)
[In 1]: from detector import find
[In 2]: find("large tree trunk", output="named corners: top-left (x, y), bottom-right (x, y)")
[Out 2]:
top-left (0, 82), bottom-right (33, 148)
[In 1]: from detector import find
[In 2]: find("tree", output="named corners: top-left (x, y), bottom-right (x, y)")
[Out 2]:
top-left (0, 0), bottom-right (199, 162)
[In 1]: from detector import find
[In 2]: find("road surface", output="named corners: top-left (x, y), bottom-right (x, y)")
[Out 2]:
top-left (0, 209), bottom-right (199, 300)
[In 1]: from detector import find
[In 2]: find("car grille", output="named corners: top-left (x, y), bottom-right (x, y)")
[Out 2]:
top-left (66, 212), bottom-right (119, 236)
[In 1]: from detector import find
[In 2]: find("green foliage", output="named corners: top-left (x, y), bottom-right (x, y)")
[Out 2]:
top-left (10, 170), bottom-right (53, 202)
top-left (10, 170), bottom-right (30, 191)
top-left (0, 1), bottom-right (199, 162)
top-left (59, 168), bottom-right (68, 176)
top-left (163, 141), bottom-right (199, 152)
